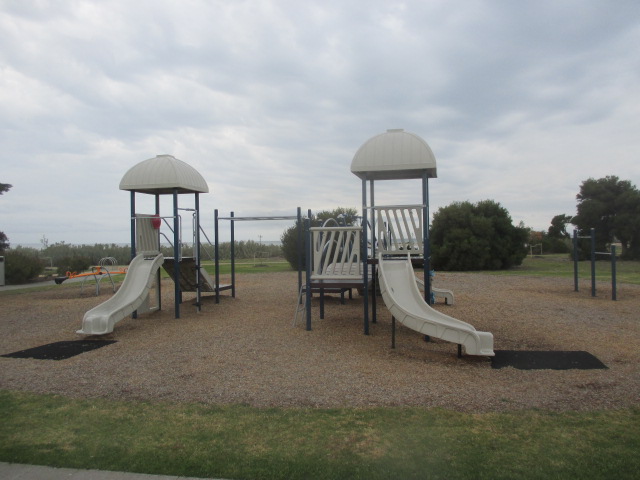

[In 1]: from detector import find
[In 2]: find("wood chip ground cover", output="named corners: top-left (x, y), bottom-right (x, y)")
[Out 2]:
top-left (0, 272), bottom-right (638, 412)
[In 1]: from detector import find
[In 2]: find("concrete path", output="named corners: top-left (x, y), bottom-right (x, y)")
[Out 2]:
top-left (0, 463), bottom-right (229, 480)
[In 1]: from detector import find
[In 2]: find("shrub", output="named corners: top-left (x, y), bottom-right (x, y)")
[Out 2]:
top-left (4, 249), bottom-right (45, 284)
top-left (430, 200), bottom-right (528, 271)
top-left (56, 256), bottom-right (92, 276)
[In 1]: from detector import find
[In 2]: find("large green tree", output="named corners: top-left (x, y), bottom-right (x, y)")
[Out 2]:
top-left (430, 200), bottom-right (528, 271)
top-left (572, 176), bottom-right (640, 259)
top-left (281, 207), bottom-right (358, 270)
top-left (0, 182), bottom-right (12, 252)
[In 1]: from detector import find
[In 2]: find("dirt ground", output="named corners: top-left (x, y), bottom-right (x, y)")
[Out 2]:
top-left (0, 271), bottom-right (638, 412)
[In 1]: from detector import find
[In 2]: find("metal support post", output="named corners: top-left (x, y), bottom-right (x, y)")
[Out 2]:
top-left (214, 209), bottom-right (220, 304)
top-left (573, 230), bottom-right (579, 292)
top-left (590, 228), bottom-right (596, 297)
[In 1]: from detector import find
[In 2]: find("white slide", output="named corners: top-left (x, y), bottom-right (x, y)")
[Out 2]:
top-left (77, 253), bottom-right (164, 335)
top-left (377, 255), bottom-right (494, 356)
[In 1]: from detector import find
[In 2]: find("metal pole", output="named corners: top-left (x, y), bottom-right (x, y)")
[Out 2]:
top-left (423, 173), bottom-right (431, 303)
top-left (590, 228), bottom-right (596, 297)
top-left (297, 206), bottom-right (302, 296)
top-left (304, 218), bottom-right (312, 331)
top-left (130, 191), bottom-right (136, 261)
top-left (155, 194), bottom-right (161, 312)
top-left (230, 212), bottom-right (236, 298)
top-left (362, 179), bottom-right (369, 335)
top-left (370, 179), bottom-right (376, 324)
top-left (173, 189), bottom-right (181, 318)
top-left (214, 209), bottom-right (220, 304)
top-left (195, 193), bottom-right (201, 312)
top-left (573, 230), bottom-right (579, 292)
top-left (611, 245), bottom-right (617, 301)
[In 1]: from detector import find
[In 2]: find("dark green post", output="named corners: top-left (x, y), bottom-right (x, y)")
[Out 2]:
top-left (611, 245), bottom-right (617, 301)
top-left (573, 230), bottom-right (579, 292)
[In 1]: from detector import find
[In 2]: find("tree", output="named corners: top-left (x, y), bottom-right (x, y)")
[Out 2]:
top-left (0, 182), bottom-right (12, 252)
top-left (281, 207), bottom-right (358, 270)
top-left (430, 200), bottom-right (528, 271)
top-left (572, 176), bottom-right (640, 259)
top-left (548, 214), bottom-right (572, 239)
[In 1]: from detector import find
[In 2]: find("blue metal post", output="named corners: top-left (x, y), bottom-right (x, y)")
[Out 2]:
top-left (230, 212), bottom-right (236, 298)
top-left (590, 228), bottom-right (596, 297)
top-left (214, 209), bottom-right (220, 304)
top-left (573, 230), bottom-right (579, 292)
top-left (423, 173), bottom-right (431, 303)
top-left (611, 245), bottom-right (617, 301)
top-left (370, 179), bottom-right (376, 324)
top-left (304, 217), bottom-right (312, 331)
top-left (130, 192), bottom-right (138, 319)
top-left (155, 194), bottom-right (161, 312)
top-left (195, 193), bottom-right (201, 312)
top-left (362, 179), bottom-right (369, 335)
top-left (173, 189), bottom-right (180, 318)
top-left (297, 207), bottom-right (302, 295)
top-left (130, 192), bottom-right (136, 260)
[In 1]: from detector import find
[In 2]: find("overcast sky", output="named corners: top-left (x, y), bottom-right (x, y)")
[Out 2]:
top-left (1, 0), bottom-right (639, 247)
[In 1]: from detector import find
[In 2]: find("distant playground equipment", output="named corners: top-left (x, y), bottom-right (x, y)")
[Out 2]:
top-left (55, 257), bottom-right (128, 295)
top-left (573, 228), bottom-right (618, 300)
top-left (298, 129), bottom-right (494, 357)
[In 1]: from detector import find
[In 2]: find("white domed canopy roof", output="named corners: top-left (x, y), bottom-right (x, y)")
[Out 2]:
top-left (119, 155), bottom-right (209, 195)
top-left (351, 129), bottom-right (437, 180)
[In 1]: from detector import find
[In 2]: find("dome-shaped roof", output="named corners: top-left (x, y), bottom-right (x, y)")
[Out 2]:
top-left (119, 155), bottom-right (209, 194)
top-left (351, 129), bottom-right (437, 180)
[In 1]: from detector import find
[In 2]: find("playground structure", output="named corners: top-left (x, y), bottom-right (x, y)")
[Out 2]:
top-left (55, 257), bottom-right (128, 295)
top-left (300, 129), bottom-right (494, 356)
top-left (77, 155), bottom-right (213, 335)
top-left (77, 132), bottom-right (495, 357)
top-left (573, 228), bottom-right (618, 300)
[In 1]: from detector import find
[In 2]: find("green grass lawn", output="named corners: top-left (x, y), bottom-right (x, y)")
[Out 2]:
top-left (201, 258), bottom-right (293, 276)
top-left (479, 254), bottom-right (640, 285)
top-left (1, 391), bottom-right (638, 480)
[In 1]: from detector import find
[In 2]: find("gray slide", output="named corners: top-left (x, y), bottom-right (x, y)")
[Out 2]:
top-left (77, 253), bottom-right (164, 335)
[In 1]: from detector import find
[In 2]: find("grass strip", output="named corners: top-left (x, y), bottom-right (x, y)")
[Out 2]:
top-left (477, 255), bottom-right (640, 285)
top-left (1, 391), bottom-right (638, 480)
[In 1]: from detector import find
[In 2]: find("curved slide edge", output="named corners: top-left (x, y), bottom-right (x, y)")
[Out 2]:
top-left (377, 255), bottom-right (494, 356)
top-left (415, 277), bottom-right (454, 305)
top-left (77, 253), bottom-right (164, 335)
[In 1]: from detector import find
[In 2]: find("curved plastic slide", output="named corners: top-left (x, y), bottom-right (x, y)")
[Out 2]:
top-left (77, 253), bottom-right (164, 335)
top-left (377, 254), bottom-right (494, 356)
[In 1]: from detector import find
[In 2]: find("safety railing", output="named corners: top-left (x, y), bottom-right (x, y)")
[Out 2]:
top-left (310, 226), bottom-right (362, 280)
top-left (375, 205), bottom-right (424, 255)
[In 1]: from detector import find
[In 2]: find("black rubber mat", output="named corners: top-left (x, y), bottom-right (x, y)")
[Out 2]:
top-left (1, 340), bottom-right (117, 360)
top-left (491, 350), bottom-right (607, 370)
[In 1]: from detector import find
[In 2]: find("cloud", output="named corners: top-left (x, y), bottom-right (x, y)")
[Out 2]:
top-left (1, 0), bottom-right (639, 247)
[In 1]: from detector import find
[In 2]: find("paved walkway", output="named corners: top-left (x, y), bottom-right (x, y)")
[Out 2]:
top-left (0, 462), bottom-right (228, 479)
